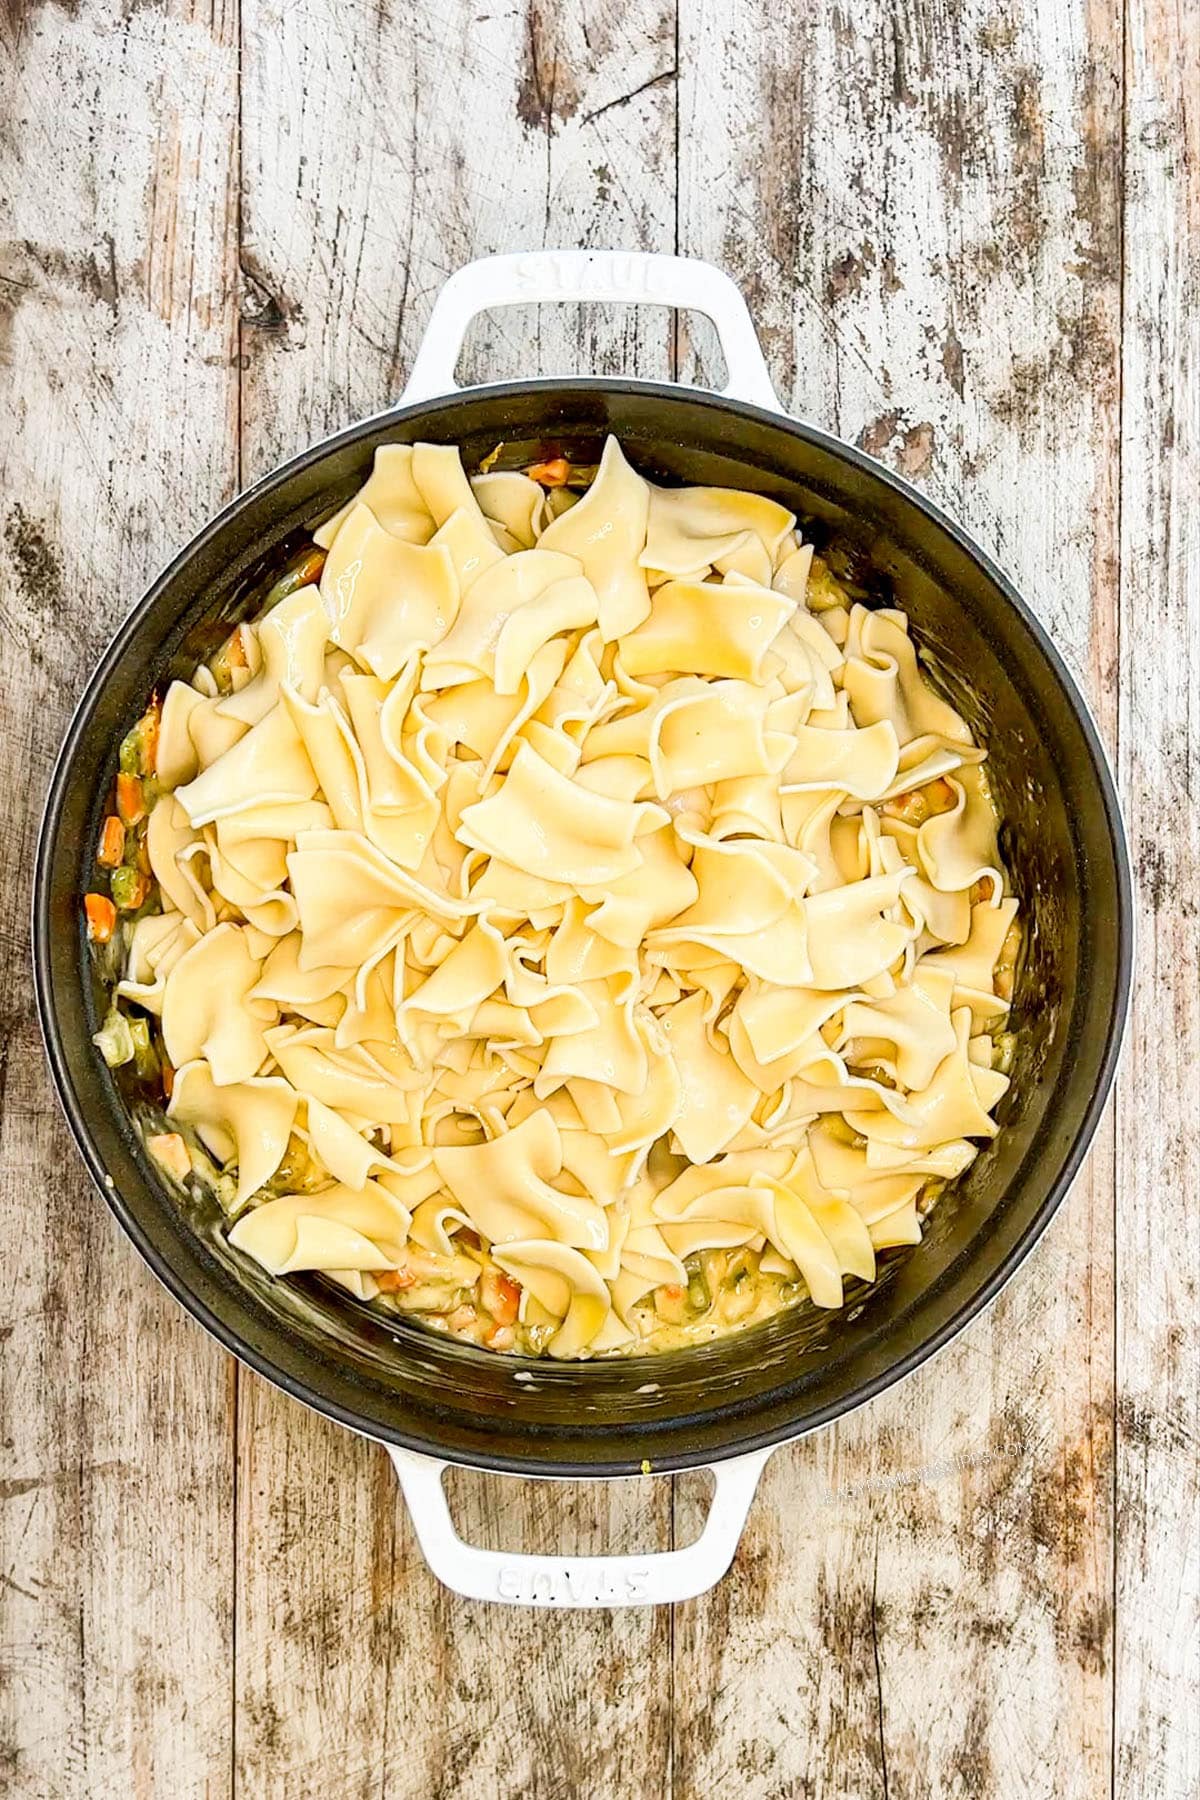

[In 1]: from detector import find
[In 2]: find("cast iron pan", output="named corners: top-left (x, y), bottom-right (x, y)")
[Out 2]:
top-left (34, 256), bottom-right (1132, 1484)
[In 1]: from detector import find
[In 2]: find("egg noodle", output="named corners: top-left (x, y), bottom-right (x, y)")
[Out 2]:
top-left (90, 439), bottom-right (1021, 1357)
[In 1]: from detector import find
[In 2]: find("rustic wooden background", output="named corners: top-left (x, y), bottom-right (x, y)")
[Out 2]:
top-left (1, 0), bottom-right (1197, 1794)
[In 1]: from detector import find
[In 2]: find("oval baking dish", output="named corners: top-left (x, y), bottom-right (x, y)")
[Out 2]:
top-left (34, 252), bottom-right (1132, 1607)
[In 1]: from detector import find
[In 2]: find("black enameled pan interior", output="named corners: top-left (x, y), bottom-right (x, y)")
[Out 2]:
top-left (33, 381), bottom-right (1132, 1477)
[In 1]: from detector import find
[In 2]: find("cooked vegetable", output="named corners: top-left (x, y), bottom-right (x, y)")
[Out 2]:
top-left (118, 728), bottom-right (141, 775)
top-left (479, 1264), bottom-right (521, 1326)
top-left (701, 1249), bottom-right (729, 1289)
top-left (128, 1017), bottom-right (159, 1082)
top-left (527, 457), bottom-right (571, 487)
top-left (141, 702), bottom-right (160, 775)
top-left (376, 1266), bottom-right (417, 1294)
top-left (118, 701), bottom-right (160, 778)
top-left (210, 624), bottom-right (256, 693)
top-left (147, 1132), bottom-right (191, 1181)
top-left (110, 864), bottom-right (150, 912)
top-left (918, 1177), bottom-right (946, 1217)
top-left (96, 816), bottom-right (126, 868)
top-left (724, 1249), bottom-right (755, 1289)
top-left (115, 773), bottom-right (145, 826)
top-left (654, 1283), bottom-right (687, 1325)
top-left (261, 546), bottom-right (327, 614)
top-left (93, 1003), bottom-right (135, 1068)
top-left (265, 1132), bottom-right (325, 1196)
top-left (804, 556), bottom-right (853, 612)
top-left (130, 829), bottom-right (152, 876)
top-left (161, 1056), bottom-right (175, 1100)
top-left (521, 1320), bottom-right (558, 1355)
top-left (884, 775), bottom-right (957, 827)
top-left (717, 1258), bottom-right (758, 1322)
top-left (685, 1261), bottom-right (711, 1314)
top-left (84, 892), bottom-right (117, 942)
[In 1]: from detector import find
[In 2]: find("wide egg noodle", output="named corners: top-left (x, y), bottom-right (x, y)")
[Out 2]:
top-left (313, 444), bottom-right (435, 549)
top-left (421, 549), bottom-right (579, 691)
top-left (146, 795), bottom-right (217, 932)
top-left (117, 913), bottom-right (202, 1015)
top-left (161, 922), bottom-right (273, 1085)
top-left (168, 1059), bottom-right (297, 1206)
top-left (119, 435), bottom-right (1020, 1358)
top-left (320, 506), bottom-right (460, 681)
top-left (217, 584), bottom-right (331, 726)
top-left (433, 1110), bottom-right (609, 1252)
top-left (174, 702), bottom-right (318, 827)
top-left (618, 578), bottom-right (795, 683)
top-left (537, 436), bottom-right (652, 639)
top-left (456, 740), bottom-right (668, 886)
top-left (227, 1178), bottom-right (413, 1274)
top-left (470, 470), bottom-right (547, 548)
top-left (659, 989), bottom-right (758, 1163)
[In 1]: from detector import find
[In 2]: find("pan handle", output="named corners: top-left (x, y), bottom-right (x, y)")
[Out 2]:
top-left (387, 1443), bottom-right (772, 1608)
top-left (400, 250), bottom-right (781, 412)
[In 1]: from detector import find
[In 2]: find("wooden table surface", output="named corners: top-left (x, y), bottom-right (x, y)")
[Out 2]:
top-left (2, 0), bottom-right (1197, 1794)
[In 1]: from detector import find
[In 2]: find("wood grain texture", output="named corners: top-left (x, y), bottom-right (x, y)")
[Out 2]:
top-left (1115, 0), bottom-right (1200, 1792)
top-left (0, 2), bottom-right (240, 1796)
top-left (0, 0), bottom-right (1196, 1794)
top-left (675, 0), bottom-right (1122, 1794)
top-left (232, 2), bottom-right (677, 1795)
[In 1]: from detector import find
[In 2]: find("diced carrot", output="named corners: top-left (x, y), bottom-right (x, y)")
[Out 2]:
top-left (226, 626), bottom-right (249, 670)
top-left (527, 457), bottom-right (570, 487)
top-left (141, 700), bottom-right (160, 776)
top-left (97, 816), bottom-right (126, 868)
top-left (376, 1265), bottom-right (418, 1293)
top-left (295, 546), bottom-right (327, 585)
top-left (480, 1264), bottom-right (521, 1327)
top-left (147, 1132), bottom-right (191, 1181)
top-left (161, 1057), bottom-right (175, 1100)
top-left (654, 1283), bottom-right (687, 1325)
top-left (116, 772), bottom-right (145, 826)
top-left (485, 1323), bottom-right (516, 1350)
top-left (84, 892), bottom-right (117, 942)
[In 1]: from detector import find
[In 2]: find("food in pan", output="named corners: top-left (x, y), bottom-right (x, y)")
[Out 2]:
top-left (85, 437), bottom-right (1021, 1358)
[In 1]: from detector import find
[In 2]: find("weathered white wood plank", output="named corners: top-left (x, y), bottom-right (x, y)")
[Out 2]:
top-left (1115, 0), bottom-right (1200, 1791)
top-left (675, 0), bottom-right (1121, 1793)
top-left (233, 4), bottom-right (676, 1794)
top-left (0, 1), bottom-right (240, 1794)
top-left (236, 0), bottom-right (678, 490)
